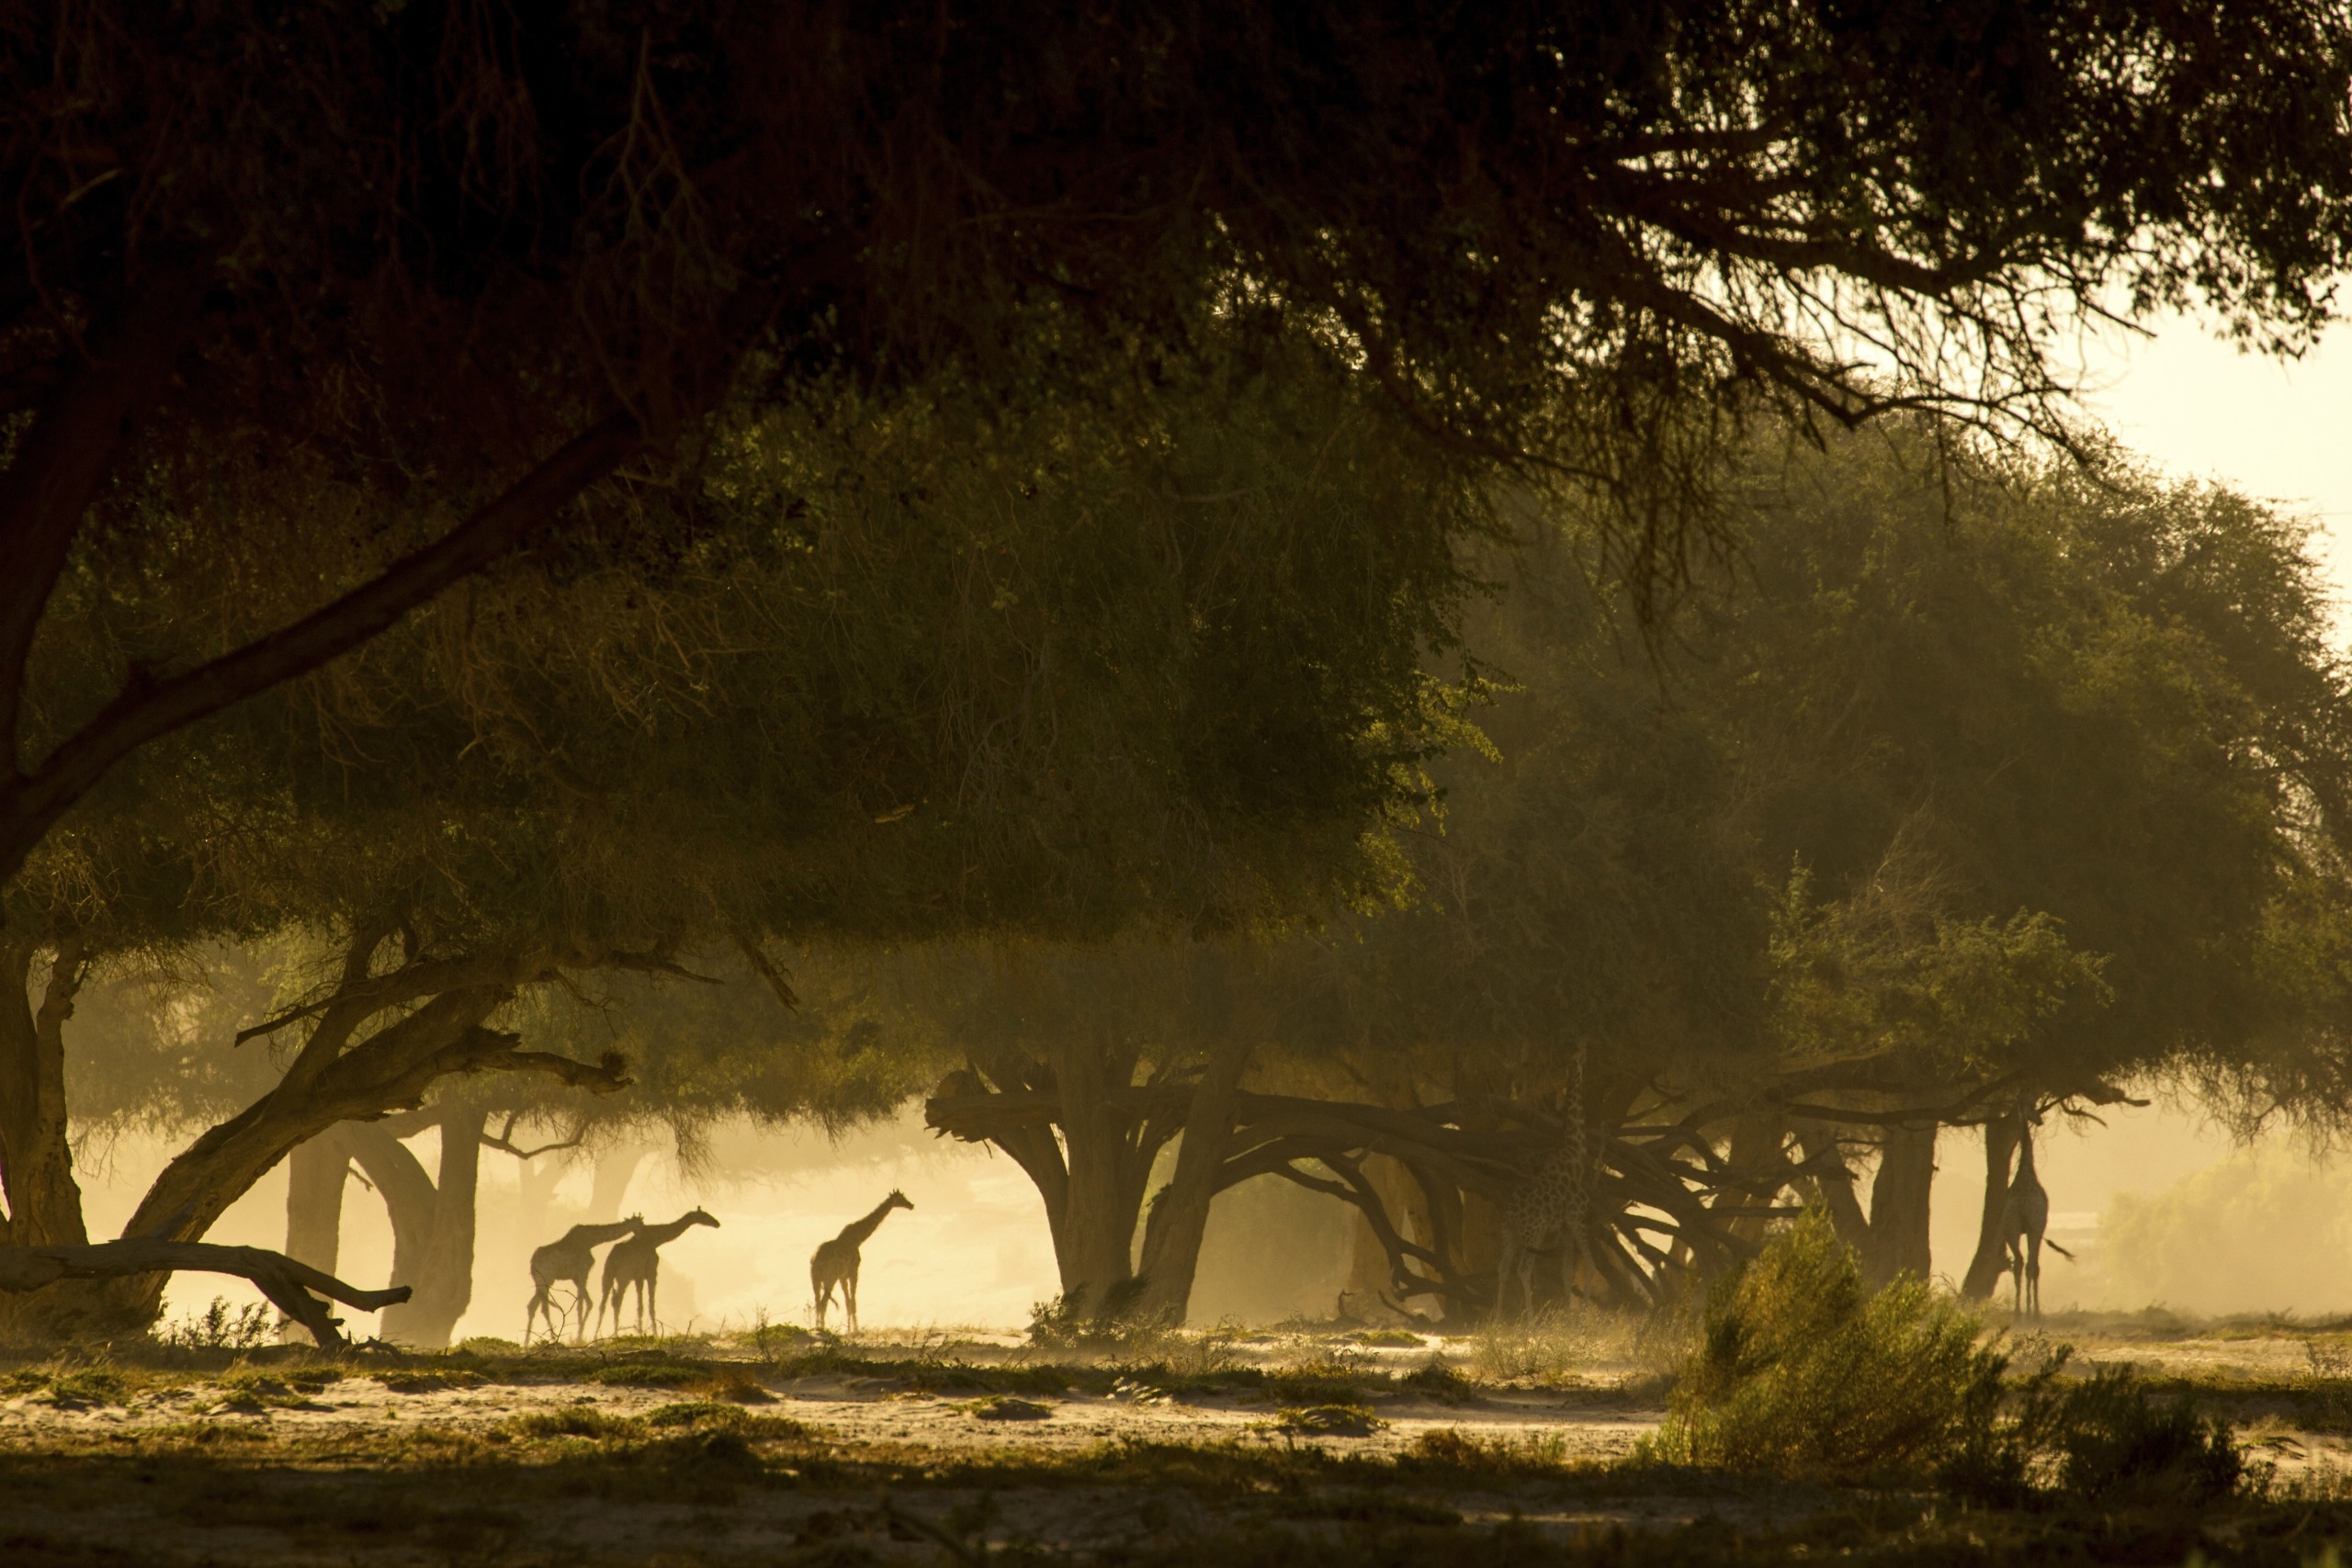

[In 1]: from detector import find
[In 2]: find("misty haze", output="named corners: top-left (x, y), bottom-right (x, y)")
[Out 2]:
top-left (8, 6), bottom-right (2352, 1566)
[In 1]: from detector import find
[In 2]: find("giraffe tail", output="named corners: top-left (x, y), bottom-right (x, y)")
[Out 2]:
top-left (2044, 1239), bottom-right (2076, 1261)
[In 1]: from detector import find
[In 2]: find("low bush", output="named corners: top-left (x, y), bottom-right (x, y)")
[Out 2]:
top-left (1651, 1214), bottom-right (2245, 1504)
top-left (1647, 1213), bottom-right (2004, 1484)
top-left (1981, 1360), bottom-right (2243, 1506)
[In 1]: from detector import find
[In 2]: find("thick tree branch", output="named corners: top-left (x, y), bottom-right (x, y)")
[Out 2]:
top-left (0, 412), bottom-right (641, 889)
top-left (0, 1238), bottom-right (408, 1347)
top-left (0, 265), bottom-right (212, 765)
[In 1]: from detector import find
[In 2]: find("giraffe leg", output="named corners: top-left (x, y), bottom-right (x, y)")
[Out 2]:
top-left (846, 1260), bottom-right (861, 1335)
top-left (2027, 1236), bottom-right (2042, 1319)
top-left (1494, 1235), bottom-right (1522, 1321)
top-left (649, 1270), bottom-right (661, 1336)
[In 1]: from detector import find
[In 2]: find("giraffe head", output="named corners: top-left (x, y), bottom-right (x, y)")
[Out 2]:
top-left (886, 1189), bottom-right (914, 1213)
top-left (682, 1208), bottom-right (720, 1230)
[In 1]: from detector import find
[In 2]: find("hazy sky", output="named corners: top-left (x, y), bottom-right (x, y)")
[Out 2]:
top-left (2075, 313), bottom-right (2352, 630)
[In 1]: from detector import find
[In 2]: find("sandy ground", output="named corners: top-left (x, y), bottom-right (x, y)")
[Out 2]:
top-left (3, 1327), bottom-right (2345, 1562)
top-left (0, 1364), bottom-right (1663, 1462)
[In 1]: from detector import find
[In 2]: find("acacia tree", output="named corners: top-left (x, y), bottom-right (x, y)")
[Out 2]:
top-left (6, 0), bottom-right (2352, 894)
top-left (928, 428), bottom-right (2352, 1323)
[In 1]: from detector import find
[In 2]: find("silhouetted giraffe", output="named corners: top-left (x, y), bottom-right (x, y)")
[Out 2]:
top-left (596, 1209), bottom-right (718, 1336)
top-left (1495, 1048), bottom-right (1594, 1317)
top-left (525, 1215), bottom-right (642, 1343)
top-left (2001, 1115), bottom-right (2074, 1319)
top-left (811, 1190), bottom-right (912, 1333)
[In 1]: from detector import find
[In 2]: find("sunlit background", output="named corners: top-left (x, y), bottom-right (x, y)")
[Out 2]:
top-left (85, 313), bottom-right (2352, 1339)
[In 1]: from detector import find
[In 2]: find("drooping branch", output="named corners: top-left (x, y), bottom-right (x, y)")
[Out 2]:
top-left (0, 1239), bottom-right (409, 1347)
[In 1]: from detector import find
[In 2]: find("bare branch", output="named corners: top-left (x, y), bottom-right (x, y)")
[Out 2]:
top-left (0, 1238), bottom-right (409, 1347)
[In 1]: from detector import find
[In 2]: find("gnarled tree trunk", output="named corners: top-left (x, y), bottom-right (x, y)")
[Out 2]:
top-left (1962, 1116), bottom-right (2023, 1300)
top-left (1133, 1038), bottom-right (1250, 1323)
top-left (1859, 1123), bottom-right (1935, 1287)
top-left (348, 1105), bottom-right (489, 1348)
top-left (0, 935), bottom-right (96, 1340)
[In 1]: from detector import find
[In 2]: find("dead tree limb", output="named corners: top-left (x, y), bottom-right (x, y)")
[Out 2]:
top-left (0, 1239), bottom-right (411, 1347)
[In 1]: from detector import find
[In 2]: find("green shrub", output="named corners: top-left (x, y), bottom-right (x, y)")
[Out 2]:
top-left (1648, 1213), bottom-right (2006, 1484)
top-left (1652, 1216), bottom-right (2246, 1504)
top-left (2004, 1362), bottom-right (2243, 1505)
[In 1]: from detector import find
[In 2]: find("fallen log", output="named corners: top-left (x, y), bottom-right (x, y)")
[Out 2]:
top-left (0, 1239), bottom-right (411, 1347)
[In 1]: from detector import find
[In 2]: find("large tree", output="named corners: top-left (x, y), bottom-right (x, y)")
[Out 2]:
top-left (6, 0), bottom-right (2352, 892)
top-left (927, 427), bottom-right (2352, 1323)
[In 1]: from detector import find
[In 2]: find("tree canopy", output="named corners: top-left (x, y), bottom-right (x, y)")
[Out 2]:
top-left (6, 0), bottom-right (2352, 887)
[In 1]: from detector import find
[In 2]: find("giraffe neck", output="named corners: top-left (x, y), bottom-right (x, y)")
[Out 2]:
top-left (841, 1198), bottom-right (899, 1247)
top-left (1559, 1043), bottom-right (1587, 1168)
top-left (641, 1214), bottom-right (700, 1247)
top-left (2015, 1123), bottom-right (2038, 1181)
top-left (571, 1219), bottom-right (639, 1247)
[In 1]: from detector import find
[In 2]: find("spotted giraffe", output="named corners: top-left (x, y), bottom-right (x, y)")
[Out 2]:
top-left (1494, 1046), bottom-right (1594, 1317)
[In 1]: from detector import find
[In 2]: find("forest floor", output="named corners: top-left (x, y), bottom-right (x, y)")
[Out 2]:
top-left (5, 1311), bottom-right (2352, 1565)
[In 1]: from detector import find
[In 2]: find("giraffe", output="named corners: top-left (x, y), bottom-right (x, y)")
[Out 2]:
top-left (810, 1190), bottom-right (913, 1334)
top-left (594, 1209), bottom-right (719, 1337)
top-left (1999, 1111), bottom-right (2075, 1319)
top-left (525, 1215), bottom-right (643, 1344)
top-left (1494, 1047), bottom-right (1595, 1318)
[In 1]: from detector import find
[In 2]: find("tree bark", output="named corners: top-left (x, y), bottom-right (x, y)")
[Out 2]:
top-left (1860, 1123), bottom-right (1935, 1286)
top-left (0, 933), bottom-right (90, 1250)
top-left (1961, 1116), bottom-right (2022, 1300)
top-left (1133, 1039), bottom-right (1251, 1324)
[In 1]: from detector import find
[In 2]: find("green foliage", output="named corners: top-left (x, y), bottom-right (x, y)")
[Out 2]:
top-left (1650, 1214), bottom-right (2007, 1483)
top-left (1657, 1218), bottom-right (2246, 1505)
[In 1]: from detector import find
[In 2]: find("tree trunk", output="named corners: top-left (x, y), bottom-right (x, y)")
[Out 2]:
top-left (1050, 1031), bottom-right (1152, 1317)
top-left (1133, 1039), bottom-right (1251, 1324)
top-left (1799, 1127), bottom-right (1873, 1252)
top-left (278, 1127), bottom-right (356, 1343)
top-left (1860, 1123), bottom-right (1935, 1287)
top-left (0, 936), bottom-right (96, 1341)
top-left (283, 1129), bottom-right (354, 1274)
top-left (348, 1108), bottom-right (488, 1348)
top-left (586, 1144), bottom-right (651, 1223)
top-left (1716, 1113), bottom-right (1788, 1248)
top-left (1339, 1155), bottom-right (1437, 1317)
top-left (1961, 1116), bottom-right (2022, 1300)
